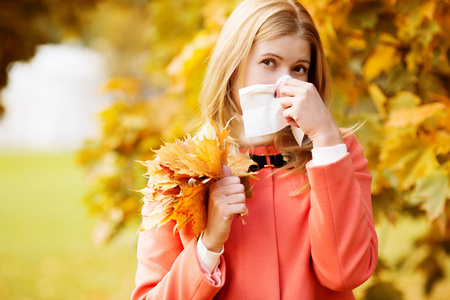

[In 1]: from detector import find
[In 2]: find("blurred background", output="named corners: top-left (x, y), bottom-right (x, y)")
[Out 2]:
top-left (1, 0), bottom-right (449, 299)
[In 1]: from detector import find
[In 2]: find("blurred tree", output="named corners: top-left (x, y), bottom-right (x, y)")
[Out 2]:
top-left (0, 0), bottom-right (102, 117)
top-left (76, 0), bottom-right (232, 244)
top-left (304, 0), bottom-right (450, 298)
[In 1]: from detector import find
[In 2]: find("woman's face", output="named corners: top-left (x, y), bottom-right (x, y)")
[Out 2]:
top-left (241, 34), bottom-right (311, 88)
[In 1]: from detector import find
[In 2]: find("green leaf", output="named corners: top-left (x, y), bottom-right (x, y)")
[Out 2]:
top-left (348, 0), bottom-right (386, 29)
top-left (371, 188), bottom-right (399, 224)
top-left (387, 91), bottom-right (421, 111)
top-left (412, 170), bottom-right (448, 220)
top-left (364, 281), bottom-right (403, 300)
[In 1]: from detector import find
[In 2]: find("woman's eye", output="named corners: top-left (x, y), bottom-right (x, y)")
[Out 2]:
top-left (293, 65), bottom-right (307, 74)
top-left (262, 59), bottom-right (275, 67)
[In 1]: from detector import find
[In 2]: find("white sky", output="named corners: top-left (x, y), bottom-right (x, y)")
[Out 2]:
top-left (0, 43), bottom-right (110, 152)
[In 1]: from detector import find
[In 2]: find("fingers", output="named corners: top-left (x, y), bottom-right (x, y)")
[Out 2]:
top-left (211, 166), bottom-right (245, 197)
top-left (222, 203), bottom-right (248, 221)
top-left (210, 180), bottom-right (246, 202)
top-left (280, 77), bottom-right (309, 88)
top-left (202, 165), bottom-right (248, 251)
top-left (276, 78), bottom-right (323, 127)
top-left (221, 164), bottom-right (232, 178)
top-left (279, 96), bottom-right (295, 109)
top-left (277, 84), bottom-right (307, 110)
top-left (222, 182), bottom-right (245, 196)
top-left (276, 85), bottom-right (296, 99)
top-left (216, 175), bottom-right (242, 187)
top-left (282, 108), bottom-right (300, 128)
top-left (210, 189), bottom-right (246, 205)
top-left (210, 170), bottom-right (246, 209)
top-left (277, 79), bottom-right (316, 98)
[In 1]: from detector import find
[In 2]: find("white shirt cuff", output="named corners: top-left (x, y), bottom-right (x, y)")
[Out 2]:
top-left (196, 231), bottom-right (223, 274)
top-left (311, 144), bottom-right (347, 166)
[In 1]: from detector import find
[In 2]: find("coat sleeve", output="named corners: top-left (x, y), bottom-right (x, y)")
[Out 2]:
top-left (131, 217), bottom-right (225, 300)
top-left (307, 134), bottom-right (378, 291)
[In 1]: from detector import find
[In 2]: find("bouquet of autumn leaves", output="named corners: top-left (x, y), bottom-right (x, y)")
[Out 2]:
top-left (139, 123), bottom-right (257, 237)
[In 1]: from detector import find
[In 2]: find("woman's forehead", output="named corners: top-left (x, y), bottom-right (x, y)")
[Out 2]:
top-left (250, 35), bottom-right (311, 60)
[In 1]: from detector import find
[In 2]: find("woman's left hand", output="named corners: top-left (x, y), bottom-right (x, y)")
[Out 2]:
top-left (277, 77), bottom-right (344, 148)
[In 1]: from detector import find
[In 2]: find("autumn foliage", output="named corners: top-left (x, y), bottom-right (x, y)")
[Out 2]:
top-left (139, 123), bottom-right (255, 237)
top-left (306, 0), bottom-right (450, 297)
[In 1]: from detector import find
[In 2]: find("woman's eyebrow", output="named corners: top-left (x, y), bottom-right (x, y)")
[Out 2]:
top-left (261, 52), bottom-right (284, 60)
top-left (296, 59), bottom-right (311, 64)
top-left (260, 52), bottom-right (310, 64)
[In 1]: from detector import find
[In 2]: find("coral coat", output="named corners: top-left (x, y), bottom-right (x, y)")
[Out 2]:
top-left (132, 134), bottom-right (378, 299)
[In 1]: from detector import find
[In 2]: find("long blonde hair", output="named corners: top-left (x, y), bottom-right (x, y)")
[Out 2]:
top-left (199, 0), bottom-right (334, 183)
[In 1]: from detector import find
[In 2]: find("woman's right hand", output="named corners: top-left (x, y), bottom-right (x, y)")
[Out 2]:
top-left (201, 164), bottom-right (247, 253)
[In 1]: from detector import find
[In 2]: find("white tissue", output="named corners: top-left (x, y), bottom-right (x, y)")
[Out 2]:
top-left (239, 75), bottom-right (304, 145)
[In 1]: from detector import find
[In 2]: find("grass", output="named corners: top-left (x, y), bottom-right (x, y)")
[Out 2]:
top-left (0, 152), bottom-right (139, 300)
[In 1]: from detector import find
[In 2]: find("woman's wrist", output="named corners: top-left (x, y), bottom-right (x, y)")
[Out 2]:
top-left (312, 135), bottom-right (344, 148)
top-left (202, 231), bottom-right (224, 253)
top-left (311, 125), bottom-right (343, 149)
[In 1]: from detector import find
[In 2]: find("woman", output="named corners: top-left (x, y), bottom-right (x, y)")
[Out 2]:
top-left (131, 0), bottom-right (378, 299)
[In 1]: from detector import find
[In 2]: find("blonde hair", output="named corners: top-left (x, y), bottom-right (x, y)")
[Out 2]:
top-left (199, 0), bottom-right (337, 189)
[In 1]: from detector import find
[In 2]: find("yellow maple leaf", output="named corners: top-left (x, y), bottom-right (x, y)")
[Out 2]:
top-left (363, 34), bottom-right (401, 82)
top-left (387, 102), bottom-right (445, 128)
top-left (139, 122), bottom-right (257, 237)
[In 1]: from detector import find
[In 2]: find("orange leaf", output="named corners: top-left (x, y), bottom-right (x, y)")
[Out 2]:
top-left (171, 181), bottom-right (213, 236)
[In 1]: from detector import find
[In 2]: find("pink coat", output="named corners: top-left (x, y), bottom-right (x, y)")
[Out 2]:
top-left (131, 134), bottom-right (378, 299)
